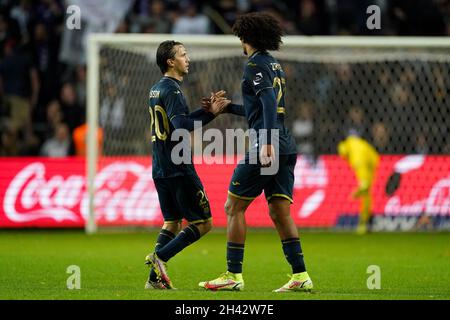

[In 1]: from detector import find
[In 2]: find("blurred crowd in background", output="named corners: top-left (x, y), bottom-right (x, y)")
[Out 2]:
top-left (0, 0), bottom-right (449, 157)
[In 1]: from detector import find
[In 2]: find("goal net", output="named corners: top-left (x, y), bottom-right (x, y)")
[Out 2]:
top-left (86, 34), bottom-right (450, 233)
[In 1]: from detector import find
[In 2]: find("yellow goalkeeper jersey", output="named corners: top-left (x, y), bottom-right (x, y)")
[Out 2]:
top-left (338, 136), bottom-right (380, 188)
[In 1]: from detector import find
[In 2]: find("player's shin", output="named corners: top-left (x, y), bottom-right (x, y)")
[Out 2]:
top-left (282, 238), bottom-right (306, 274)
top-left (156, 224), bottom-right (202, 262)
top-left (227, 242), bottom-right (245, 274)
top-left (148, 228), bottom-right (176, 282)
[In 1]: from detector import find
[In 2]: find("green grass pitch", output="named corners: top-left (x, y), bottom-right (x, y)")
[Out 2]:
top-left (0, 230), bottom-right (449, 300)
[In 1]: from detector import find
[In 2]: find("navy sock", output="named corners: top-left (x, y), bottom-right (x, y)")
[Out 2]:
top-left (156, 224), bottom-right (201, 262)
top-left (227, 242), bottom-right (244, 273)
top-left (149, 229), bottom-right (176, 282)
top-left (282, 238), bottom-right (306, 274)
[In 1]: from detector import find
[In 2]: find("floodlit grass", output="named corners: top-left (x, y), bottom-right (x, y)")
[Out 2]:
top-left (0, 230), bottom-right (449, 300)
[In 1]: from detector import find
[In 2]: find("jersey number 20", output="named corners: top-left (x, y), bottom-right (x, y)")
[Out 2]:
top-left (149, 105), bottom-right (170, 141)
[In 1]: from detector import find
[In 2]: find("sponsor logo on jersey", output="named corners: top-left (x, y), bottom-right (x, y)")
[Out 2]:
top-left (253, 72), bottom-right (263, 86)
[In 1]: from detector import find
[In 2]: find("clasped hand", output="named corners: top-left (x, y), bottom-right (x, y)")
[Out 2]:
top-left (201, 90), bottom-right (230, 116)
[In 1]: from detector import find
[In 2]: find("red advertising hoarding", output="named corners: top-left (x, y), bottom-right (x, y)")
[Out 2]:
top-left (0, 156), bottom-right (449, 228)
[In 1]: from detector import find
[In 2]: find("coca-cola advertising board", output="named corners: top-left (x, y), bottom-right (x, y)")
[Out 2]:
top-left (0, 155), bottom-right (449, 228)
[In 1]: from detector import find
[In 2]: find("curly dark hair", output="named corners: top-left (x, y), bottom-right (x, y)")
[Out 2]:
top-left (231, 12), bottom-right (283, 52)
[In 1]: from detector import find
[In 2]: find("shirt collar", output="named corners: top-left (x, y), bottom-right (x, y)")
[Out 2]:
top-left (164, 76), bottom-right (182, 86)
top-left (248, 50), bottom-right (261, 60)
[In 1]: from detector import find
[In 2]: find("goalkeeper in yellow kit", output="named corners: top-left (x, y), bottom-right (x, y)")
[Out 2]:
top-left (338, 136), bottom-right (379, 234)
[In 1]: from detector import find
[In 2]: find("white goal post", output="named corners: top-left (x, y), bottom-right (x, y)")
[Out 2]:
top-left (86, 34), bottom-right (450, 234)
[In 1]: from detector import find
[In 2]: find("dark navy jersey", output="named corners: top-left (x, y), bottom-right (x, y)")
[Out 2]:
top-left (242, 51), bottom-right (297, 155)
top-left (148, 76), bottom-right (196, 179)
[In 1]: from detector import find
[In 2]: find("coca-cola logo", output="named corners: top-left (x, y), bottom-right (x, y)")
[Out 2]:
top-left (385, 175), bottom-right (450, 215)
top-left (3, 161), bottom-right (160, 224)
top-left (426, 177), bottom-right (450, 214)
top-left (384, 155), bottom-right (449, 215)
top-left (2, 156), bottom-right (448, 228)
top-left (4, 163), bottom-right (79, 222)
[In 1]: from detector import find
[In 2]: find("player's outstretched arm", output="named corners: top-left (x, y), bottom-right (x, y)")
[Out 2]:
top-left (171, 112), bottom-right (211, 132)
top-left (208, 94), bottom-right (231, 115)
top-left (202, 91), bottom-right (246, 117)
top-left (226, 103), bottom-right (246, 116)
top-left (171, 97), bottom-right (230, 132)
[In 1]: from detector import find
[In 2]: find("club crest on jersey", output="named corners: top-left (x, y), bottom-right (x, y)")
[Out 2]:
top-left (270, 63), bottom-right (282, 71)
top-left (149, 90), bottom-right (160, 98)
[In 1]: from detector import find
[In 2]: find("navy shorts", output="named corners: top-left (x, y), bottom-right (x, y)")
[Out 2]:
top-left (228, 154), bottom-right (297, 203)
top-left (154, 174), bottom-right (212, 224)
